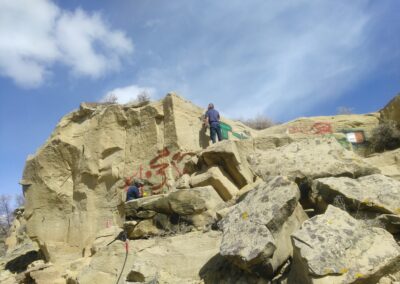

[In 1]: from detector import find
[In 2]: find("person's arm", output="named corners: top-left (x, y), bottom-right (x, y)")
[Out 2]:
top-left (139, 186), bottom-right (144, 197)
top-left (203, 111), bottom-right (209, 126)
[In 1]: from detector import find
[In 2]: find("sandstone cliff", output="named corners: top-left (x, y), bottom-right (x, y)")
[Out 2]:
top-left (1, 93), bottom-right (400, 284)
top-left (18, 93), bottom-right (253, 262)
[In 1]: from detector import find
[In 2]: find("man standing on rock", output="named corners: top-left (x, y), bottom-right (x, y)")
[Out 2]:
top-left (204, 103), bottom-right (222, 143)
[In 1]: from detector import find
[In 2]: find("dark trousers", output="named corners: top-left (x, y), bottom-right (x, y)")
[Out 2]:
top-left (210, 123), bottom-right (222, 143)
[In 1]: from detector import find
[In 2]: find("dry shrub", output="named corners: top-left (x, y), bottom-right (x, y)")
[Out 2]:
top-left (239, 114), bottom-right (275, 130)
top-left (369, 120), bottom-right (400, 153)
top-left (101, 93), bottom-right (118, 104)
top-left (128, 90), bottom-right (151, 104)
top-left (136, 91), bottom-right (151, 103)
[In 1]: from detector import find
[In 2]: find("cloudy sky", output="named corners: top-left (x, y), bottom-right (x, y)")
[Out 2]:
top-left (0, 0), bottom-right (399, 197)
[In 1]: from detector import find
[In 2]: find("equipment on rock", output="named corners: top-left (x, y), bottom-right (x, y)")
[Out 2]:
top-left (106, 230), bottom-right (129, 284)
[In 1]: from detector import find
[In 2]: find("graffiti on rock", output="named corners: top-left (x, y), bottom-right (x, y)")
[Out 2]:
top-left (287, 122), bottom-right (333, 135)
top-left (125, 147), bottom-right (195, 194)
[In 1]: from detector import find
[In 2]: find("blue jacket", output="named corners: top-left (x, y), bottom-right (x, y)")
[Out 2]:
top-left (126, 186), bottom-right (141, 201)
top-left (205, 109), bottom-right (220, 125)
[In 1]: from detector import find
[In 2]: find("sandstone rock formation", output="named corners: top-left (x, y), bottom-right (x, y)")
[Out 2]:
top-left (18, 93), bottom-right (253, 262)
top-left (124, 186), bottom-right (225, 238)
top-left (248, 137), bottom-right (379, 183)
top-left (2, 93), bottom-right (400, 283)
top-left (364, 148), bottom-right (400, 181)
top-left (311, 174), bottom-right (400, 215)
top-left (259, 113), bottom-right (379, 136)
top-left (290, 205), bottom-right (400, 284)
top-left (219, 176), bottom-right (308, 277)
top-left (77, 231), bottom-right (222, 284)
top-left (255, 113), bottom-right (380, 156)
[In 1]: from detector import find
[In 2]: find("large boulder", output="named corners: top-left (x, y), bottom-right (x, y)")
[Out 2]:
top-left (124, 187), bottom-right (225, 238)
top-left (190, 166), bottom-right (239, 201)
top-left (77, 231), bottom-right (222, 284)
top-left (219, 176), bottom-right (308, 278)
top-left (249, 137), bottom-right (379, 182)
top-left (311, 174), bottom-right (400, 215)
top-left (125, 186), bottom-right (224, 218)
top-left (200, 140), bottom-right (255, 188)
top-left (364, 148), bottom-right (400, 181)
top-left (290, 205), bottom-right (400, 284)
top-left (20, 94), bottom-right (254, 262)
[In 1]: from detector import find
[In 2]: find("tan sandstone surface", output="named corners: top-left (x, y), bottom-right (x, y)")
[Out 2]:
top-left (1, 93), bottom-right (400, 284)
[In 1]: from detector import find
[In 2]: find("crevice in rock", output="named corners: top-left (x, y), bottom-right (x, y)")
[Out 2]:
top-left (294, 178), bottom-right (315, 218)
top-left (5, 250), bottom-right (44, 274)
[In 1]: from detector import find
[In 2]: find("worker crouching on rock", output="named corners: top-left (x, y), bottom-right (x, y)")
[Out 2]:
top-left (126, 179), bottom-right (144, 201)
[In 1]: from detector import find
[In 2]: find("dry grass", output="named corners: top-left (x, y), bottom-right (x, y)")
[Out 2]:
top-left (100, 93), bottom-right (118, 104)
top-left (369, 120), bottom-right (400, 153)
top-left (239, 114), bottom-right (275, 130)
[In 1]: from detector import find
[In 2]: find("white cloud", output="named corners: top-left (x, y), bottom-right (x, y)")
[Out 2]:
top-left (56, 9), bottom-right (133, 78)
top-left (102, 85), bottom-right (155, 104)
top-left (0, 0), bottom-right (133, 88)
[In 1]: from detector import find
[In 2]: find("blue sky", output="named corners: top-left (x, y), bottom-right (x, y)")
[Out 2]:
top-left (0, 0), bottom-right (399, 197)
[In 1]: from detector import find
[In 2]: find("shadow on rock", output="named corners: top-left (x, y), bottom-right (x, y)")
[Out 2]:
top-left (199, 253), bottom-right (270, 284)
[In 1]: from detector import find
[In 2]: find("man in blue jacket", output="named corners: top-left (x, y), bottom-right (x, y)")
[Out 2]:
top-left (126, 180), bottom-right (144, 201)
top-left (204, 103), bottom-right (222, 144)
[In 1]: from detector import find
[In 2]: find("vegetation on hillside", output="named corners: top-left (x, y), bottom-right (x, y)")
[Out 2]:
top-left (101, 90), bottom-right (151, 105)
top-left (239, 114), bottom-right (276, 130)
top-left (369, 120), bottom-right (400, 153)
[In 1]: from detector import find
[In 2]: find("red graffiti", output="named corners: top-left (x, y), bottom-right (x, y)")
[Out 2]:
top-left (288, 122), bottom-right (332, 135)
top-left (311, 122), bottom-right (333, 134)
top-left (149, 147), bottom-right (170, 165)
top-left (172, 151), bottom-right (195, 163)
top-left (125, 147), bottom-right (195, 195)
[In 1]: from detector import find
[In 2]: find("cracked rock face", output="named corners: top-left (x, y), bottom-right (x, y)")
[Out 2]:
top-left (364, 148), bottom-right (400, 181)
top-left (20, 94), bottom-right (253, 262)
top-left (312, 174), bottom-right (400, 215)
top-left (248, 137), bottom-right (379, 182)
top-left (219, 176), bottom-right (308, 278)
top-left (290, 205), bottom-right (400, 284)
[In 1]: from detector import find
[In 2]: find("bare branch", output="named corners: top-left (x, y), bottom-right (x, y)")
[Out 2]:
top-left (239, 114), bottom-right (276, 130)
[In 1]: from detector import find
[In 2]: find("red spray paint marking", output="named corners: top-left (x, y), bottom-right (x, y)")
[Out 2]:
top-left (149, 147), bottom-right (170, 165)
top-left (311, 122), bottom-right (333, 135)
top-left (288, 122), bottom-right (333, 135)
top-left (125, 148), bottom-right (196, 194)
